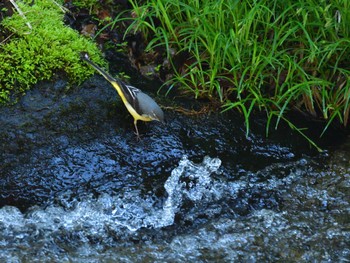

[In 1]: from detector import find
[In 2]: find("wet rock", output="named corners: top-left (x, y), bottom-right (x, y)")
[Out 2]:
top-left (0, 69), bottom-right (341, 210)
top-left (0, 70), bottom-right (349, 261)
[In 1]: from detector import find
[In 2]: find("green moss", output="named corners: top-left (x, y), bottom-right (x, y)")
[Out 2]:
top-left (0, 0), bottom-right (105, 103)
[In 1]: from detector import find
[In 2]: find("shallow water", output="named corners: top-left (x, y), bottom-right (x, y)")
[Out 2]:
top-left (0, 76), bottom-right (349, 262)
top-left (1, 152), bottom-right (349, 262)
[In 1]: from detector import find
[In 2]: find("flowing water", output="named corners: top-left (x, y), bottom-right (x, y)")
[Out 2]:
top-left (1, 151), bottom-right (349, 262)
top-left (0, 77), bottom-right (349, 262)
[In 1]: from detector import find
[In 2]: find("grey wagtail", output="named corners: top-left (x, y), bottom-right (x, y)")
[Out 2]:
top-left (80, 52), bottom-right (164, 139)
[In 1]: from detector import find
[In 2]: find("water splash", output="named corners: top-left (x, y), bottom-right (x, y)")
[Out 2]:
top-left (0, 156), bottom-right (222, 241)
top-left (0, 155), bottom-right (225, 262)
top-left (1, 154), bottom-right (349, 262)
top-left (113, 155), bottom-right (222, 230)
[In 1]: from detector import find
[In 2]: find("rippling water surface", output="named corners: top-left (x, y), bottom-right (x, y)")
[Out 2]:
top-left (0, 77), bottom-right (349, 262)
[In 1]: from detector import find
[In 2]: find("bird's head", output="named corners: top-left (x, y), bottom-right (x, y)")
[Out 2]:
top-left (150, 108), bottom-right (164, 122)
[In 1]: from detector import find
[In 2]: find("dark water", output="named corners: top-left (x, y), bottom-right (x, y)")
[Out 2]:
top-left (0, 74), bottom-right (349, 262)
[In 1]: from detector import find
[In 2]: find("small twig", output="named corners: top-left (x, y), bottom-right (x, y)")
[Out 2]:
top-left (0, 32), bottom-right (15, 45)
top-left (162, 105), bottom-right (215, 116)
top-left (50, 0), bottom-right (70, 13)
top-left (9, 0), bottom-right (32, 34)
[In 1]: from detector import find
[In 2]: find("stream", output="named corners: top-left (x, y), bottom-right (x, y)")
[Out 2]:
top-left (0, 67), bottom-right (349, 262)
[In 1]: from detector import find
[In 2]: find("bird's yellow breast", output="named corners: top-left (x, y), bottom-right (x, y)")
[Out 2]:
top-left (111, 81), bottom-right (152, 122)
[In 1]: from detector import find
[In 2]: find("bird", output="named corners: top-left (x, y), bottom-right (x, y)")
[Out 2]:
top-left (80, 52), bottom-right (164, 139)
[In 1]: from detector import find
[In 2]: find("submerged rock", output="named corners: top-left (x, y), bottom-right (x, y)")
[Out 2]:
top-left (0, 71), bottom-right (315, 210)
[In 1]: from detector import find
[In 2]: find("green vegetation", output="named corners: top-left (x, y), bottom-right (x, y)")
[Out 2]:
top-left (72, 0), bottom-right (115, 14)
top-left (0, 0), bottom-right (104, 103)
top-left (119, 0), bottom-right (350, 150)
top-left (72, 0), bottom-right (101, 9)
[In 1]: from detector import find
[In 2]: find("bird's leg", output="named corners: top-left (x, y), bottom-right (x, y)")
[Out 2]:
top-left (134, 119), bottom-right (141, 140)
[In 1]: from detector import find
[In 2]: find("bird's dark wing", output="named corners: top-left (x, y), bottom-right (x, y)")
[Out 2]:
top-left (120, 82), bottom-right (143, 115)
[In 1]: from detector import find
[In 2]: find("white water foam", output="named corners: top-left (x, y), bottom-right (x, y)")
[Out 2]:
top-left (1, 155), bottom-right (348, 262)
top-left (112, 155), bottom-right (222, 230)
top-left (0, 155), bottom-right (222, 239)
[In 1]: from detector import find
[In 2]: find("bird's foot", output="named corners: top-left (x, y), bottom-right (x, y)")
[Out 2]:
top-left (134, 131), bottom-right (142, 141)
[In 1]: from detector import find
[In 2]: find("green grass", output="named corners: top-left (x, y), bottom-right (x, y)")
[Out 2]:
top-left (114, 0), bottom-right (350, 150)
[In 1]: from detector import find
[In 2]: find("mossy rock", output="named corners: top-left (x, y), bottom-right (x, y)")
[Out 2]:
top-left (0, 0), bottom-right (105, 103)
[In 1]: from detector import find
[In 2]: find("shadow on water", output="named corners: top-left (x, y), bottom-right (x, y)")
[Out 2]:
top-left (0, 64), bottom-right (349, 261)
